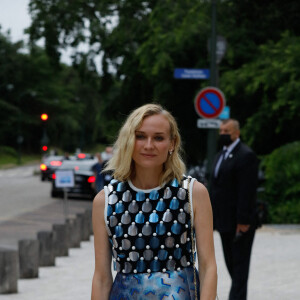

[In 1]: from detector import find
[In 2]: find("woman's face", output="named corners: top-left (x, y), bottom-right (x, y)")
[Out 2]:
top-left (132, 114), bottom-right (174, 171)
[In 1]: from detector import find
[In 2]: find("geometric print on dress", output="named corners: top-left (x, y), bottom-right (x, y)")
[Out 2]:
top-left (106, 176), bottom-right (195, 274)
top-left (108, 266), bottom-right (200, 300)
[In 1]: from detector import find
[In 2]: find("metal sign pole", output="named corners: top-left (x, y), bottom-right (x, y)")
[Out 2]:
top-left (55, 169), bottom-right (74, 220)
top-left (63, 188), bottom-right (69, 219)
top-left (207, 0), bottom-right (218, 184)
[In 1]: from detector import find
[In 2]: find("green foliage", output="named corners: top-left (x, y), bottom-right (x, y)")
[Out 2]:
top-left (268, 200), bottom-right (300, 224)
top-left (221, 32), bottom-right (300, 154)
top-left (262, 141), bottom-right (300, 203)
top-left (0, 0), bottom-right (299, 165)
top-left (0, 146), bottom-right (17, 157)
top-left (25, 0), bottom-right (300, 161)
top-left (0, 31), bottom-right (101, 152)
top-left (218, 1), bottom-right (300, 68)
top-left (26, 0), bottom-right (214, 161)
top-left (0, 146), bottom-right (39, 167)
top-left (0, 153), bottom-right (40, 168)
top-left (261, 141), bottom-right (300, 223)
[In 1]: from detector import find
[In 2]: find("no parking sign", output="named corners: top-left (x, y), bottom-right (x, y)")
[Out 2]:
top-left (194, 87), bottom-right (226, 119)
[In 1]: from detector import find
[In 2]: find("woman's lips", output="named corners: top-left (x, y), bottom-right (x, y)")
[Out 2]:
top-left (141, 153), bottom-right (156, 158)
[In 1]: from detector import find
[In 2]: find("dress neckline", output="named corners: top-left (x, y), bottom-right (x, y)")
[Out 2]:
top-left (128, 179), bottom-right (163, 193)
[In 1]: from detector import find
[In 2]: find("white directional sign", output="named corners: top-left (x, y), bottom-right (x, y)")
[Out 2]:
top-left (197, 119), bottom-right (221, 129)
top-left (55, 170), bottom-right (75, 188)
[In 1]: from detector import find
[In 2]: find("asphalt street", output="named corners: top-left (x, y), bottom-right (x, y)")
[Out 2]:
top-left (0, 164), bottom-right (53, 222)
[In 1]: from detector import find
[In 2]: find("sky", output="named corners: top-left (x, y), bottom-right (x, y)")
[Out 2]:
top-left (0, 0), bottom-right (113, 71)
top-left (0, 0), bottom-right (74, 64)
top-left (0, 0), bottom-right (31, 42)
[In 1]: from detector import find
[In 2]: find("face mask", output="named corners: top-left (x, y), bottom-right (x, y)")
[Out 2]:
top-left (219, 134), bottom-right (232, 147)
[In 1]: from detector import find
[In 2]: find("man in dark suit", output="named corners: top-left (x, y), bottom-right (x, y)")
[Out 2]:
top-left (210, 119), bottom-right (258, 300)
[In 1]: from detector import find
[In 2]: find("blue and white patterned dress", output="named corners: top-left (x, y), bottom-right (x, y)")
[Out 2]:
top-left (104, 176), bottom-right (200, 300)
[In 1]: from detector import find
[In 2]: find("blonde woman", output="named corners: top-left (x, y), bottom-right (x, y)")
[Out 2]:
top-left (91, 104), bottom-right (217, 299)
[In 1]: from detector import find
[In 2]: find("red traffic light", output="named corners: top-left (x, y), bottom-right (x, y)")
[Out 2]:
top-left (42, 145), bottom-right (48, 151)
top-left (41, 114), bottom-right (48, 121)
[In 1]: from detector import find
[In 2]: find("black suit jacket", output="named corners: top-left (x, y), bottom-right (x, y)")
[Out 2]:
top-left (210, 141), bottom-right (258, 233)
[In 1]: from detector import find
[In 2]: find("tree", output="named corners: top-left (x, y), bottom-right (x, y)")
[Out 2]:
top-left (0, 30), bottom-right (101, 152)
top-left (27, 0), bottom-right (212, 162)
top-left (220, 32), bottom-right (300, 154)
top-left (26, 0), bottom-right (300, 159)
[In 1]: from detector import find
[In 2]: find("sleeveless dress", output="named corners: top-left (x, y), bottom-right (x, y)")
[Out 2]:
top-left (104, 176), bottom-right (200, 300)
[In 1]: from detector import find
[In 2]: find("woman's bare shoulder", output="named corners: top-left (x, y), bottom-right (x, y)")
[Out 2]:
top-left (192, 180), bottom-right (209, 197)
top-left (192, 180), bottom-right (210, 210)
top-left (93, 189), bottom-right (105, 210)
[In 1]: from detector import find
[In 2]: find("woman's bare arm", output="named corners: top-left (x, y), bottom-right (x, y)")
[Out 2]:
top-left (193, 181), bottom-right (217, 300)
top-left (91, 190), bottom-right (113, 300)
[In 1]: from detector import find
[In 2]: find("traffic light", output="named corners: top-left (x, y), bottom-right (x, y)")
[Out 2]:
top-left (40, 113), bottom-right (49, 151)
top-left (41, 113), bottom-right (48, 121)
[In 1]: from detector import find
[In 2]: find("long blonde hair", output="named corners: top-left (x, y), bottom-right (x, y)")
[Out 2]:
top-left (104, 103), bottom-right (186, 185)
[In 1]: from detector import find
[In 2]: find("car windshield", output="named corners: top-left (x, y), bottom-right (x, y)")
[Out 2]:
top-left (60, 160), bottom-right (96, 171)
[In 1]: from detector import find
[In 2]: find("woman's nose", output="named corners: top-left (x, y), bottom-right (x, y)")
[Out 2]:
top-left (145, 137), bottom-right (154, 148)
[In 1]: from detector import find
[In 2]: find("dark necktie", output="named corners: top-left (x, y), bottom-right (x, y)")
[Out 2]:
top-left (214, 149), bottom-right (227, 178)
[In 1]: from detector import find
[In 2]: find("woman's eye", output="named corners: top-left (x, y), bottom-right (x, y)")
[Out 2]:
top-left (155, 136), bottom-right (164, 141)
top-left (136, 135), bottom-right (145, 140)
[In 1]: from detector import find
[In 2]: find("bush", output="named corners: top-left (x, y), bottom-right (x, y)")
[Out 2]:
top-left (0, 146), bottom-right (17, 157)
top-left (268, 200), bottom-right (300, 224)
top-left (261, 141), bottom-right (300, 223)
top-left (0, 146), bottom-right (18, 167)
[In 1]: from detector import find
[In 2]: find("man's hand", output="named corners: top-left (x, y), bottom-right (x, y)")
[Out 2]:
top-left (236, 224), bottom-right (250, 233)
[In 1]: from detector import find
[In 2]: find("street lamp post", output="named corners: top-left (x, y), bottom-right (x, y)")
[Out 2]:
top-left (206, 0), bottom-right (218, 180)
top-left (16, 135), bottom-right (23, 165)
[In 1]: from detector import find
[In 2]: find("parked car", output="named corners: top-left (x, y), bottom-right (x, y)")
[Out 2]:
top-left (40, 155), bottom-right (64, 181)
top-left (51, 159), bottom-right (97, 199)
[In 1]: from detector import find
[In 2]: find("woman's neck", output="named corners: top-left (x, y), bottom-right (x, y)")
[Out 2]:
top-left (131, 167), bottom-right (162, 190)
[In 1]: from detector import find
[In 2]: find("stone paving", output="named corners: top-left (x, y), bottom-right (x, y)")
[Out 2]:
top-left (215, 226), bottom-right (300, 300)
top-left (0, 223), bottom-right (299, 299)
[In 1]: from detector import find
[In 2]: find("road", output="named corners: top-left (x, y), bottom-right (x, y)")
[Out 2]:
top-left (0, 164), bottom-right (55, 222)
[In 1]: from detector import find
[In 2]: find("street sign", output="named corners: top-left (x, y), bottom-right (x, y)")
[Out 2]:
top-left (55, 169), bottom-right (74, 219)
top-left (219, 106), bottom-right (230, 119)
top-left (174, 68), bottom-right (210, 79)
top-left (194, 87), bottom-right (226, 119)
top-left (197, 119), bottom-right (221, 129)
top-left (55, 170), bottom-right (75, 188)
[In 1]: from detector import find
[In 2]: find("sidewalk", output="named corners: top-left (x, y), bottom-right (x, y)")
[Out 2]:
top-left (1, 224), bottom-right (299, 299)
top-left (216, 225), bottom-right (300, 300)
